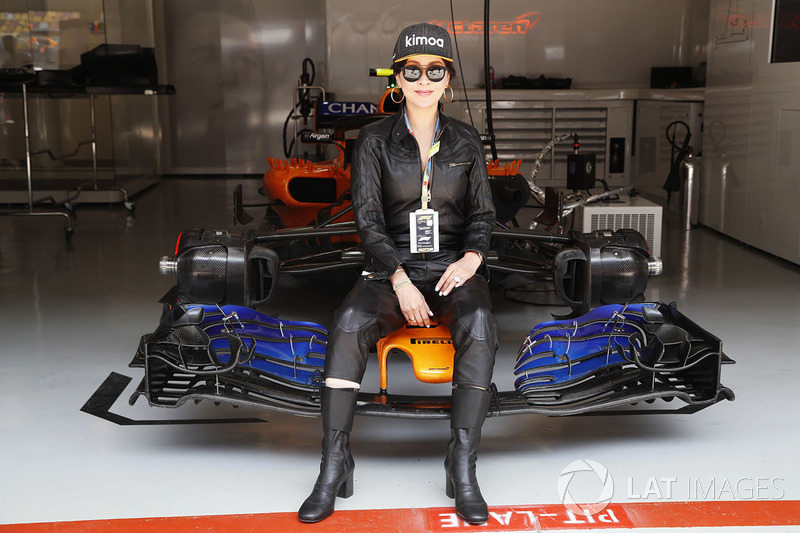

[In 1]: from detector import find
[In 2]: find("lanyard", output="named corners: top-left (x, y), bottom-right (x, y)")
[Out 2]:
top-left (404, 110), bottom-right (440, 210)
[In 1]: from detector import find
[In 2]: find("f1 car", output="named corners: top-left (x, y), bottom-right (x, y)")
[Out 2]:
top-left (128, 63), bottom-right (733, 419)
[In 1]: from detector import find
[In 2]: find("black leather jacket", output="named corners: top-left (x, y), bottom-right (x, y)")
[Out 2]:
top-left (351, 106), bottom-right (496, 280)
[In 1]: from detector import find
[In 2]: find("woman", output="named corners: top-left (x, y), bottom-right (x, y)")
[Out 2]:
top-left (298, 22), bottom-right (498, 525)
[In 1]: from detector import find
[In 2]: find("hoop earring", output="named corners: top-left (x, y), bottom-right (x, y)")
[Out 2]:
top-left (444, 85), bottom-right (454, 103)
top-left (390, 87), bottom-right (404, 103)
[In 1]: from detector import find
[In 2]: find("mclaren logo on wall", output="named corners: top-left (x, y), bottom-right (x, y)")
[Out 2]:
top-left (430, 12), bottom-right (541, 35)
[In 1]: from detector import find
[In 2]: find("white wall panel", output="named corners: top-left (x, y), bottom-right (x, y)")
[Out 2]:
top-left (700, 86), bottom-right (752, 235)
top-left (702, 0), bottom-right (800, 264)
top-left (773, 108), bottom-right (800, 259)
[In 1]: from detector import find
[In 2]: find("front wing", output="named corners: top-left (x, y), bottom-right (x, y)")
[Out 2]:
top-left (128, 302), bottom-right (734, 419)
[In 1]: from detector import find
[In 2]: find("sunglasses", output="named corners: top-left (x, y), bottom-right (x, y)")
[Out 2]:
top-left (402, 64), bottom-right (448, 82)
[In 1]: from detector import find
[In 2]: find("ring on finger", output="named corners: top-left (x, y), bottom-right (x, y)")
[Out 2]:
top-left (454, 276), bottom-right (461, 282)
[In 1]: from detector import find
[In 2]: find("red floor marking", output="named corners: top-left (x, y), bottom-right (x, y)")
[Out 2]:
top-left (427, 504), bottom-right (633, 530)
top-left (623, 500), bottom-right (800, 528)
top-left (1, 500), bottom-right (799, 532)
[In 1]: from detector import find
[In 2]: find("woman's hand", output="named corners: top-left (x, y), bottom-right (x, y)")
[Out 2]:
top-left (435, 251), bottom-right (482, 297)
top-left (391, 269), bottom-right (434, 327)
top-left (395, 283), bottom-right (434, 327)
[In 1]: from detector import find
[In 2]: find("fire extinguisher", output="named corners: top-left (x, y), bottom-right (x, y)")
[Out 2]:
top-left (680, 148), bottom-right (700, 230)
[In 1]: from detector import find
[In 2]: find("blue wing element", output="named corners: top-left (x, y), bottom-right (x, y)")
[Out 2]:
top-left (142, 304), bottom-right (327, 388)
top-left (513, 303), bottom-right (700, 396)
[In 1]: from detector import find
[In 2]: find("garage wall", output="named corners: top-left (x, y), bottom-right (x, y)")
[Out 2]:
top-left (325, 0), bottom-right (709, 101)
top-left (153, 0), bottom-right (326, 175)
top-left (701, 0), bottom-right (800, 265)
top-left (150, 0), bottom-right (709, 174)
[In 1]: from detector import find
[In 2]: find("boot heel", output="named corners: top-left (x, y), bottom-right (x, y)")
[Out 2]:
top-left (338, 472), bottom-right (354, 499)
top-left (445, 474), bottom-right (454, 499)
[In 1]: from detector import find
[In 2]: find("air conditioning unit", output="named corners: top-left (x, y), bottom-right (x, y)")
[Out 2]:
top-left (575, 196), bottom-right (663, 258)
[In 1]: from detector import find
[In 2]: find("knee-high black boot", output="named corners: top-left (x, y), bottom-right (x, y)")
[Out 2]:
top-left (445, 386), bottom-right (491, 525)
top-left (298, 387), bottom-right (358, 523)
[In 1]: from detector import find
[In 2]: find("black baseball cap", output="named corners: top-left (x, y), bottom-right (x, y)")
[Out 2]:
top-left (392, 23), bottom-right (453, 63)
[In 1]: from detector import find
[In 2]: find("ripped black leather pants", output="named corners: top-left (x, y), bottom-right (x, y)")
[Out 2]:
top-left (324, 258), bottom-right (498, 389)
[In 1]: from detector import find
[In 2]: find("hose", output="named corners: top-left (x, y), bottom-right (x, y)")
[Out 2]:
top-left (663, 120), bottom-right (691, 204)
top-left (527, 132), bottom-right (578, 201)
top-left (449, 0), bottom-right (474, 127)
top-left (483, 0), bottom-right (497, 160)
top-left (282, 57), bottom-right (317, 158)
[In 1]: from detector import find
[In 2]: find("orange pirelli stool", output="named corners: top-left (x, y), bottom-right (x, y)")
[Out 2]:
top-left (376, 323), bottom-right (455, 393)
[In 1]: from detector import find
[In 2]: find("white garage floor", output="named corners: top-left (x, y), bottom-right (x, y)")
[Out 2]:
top-left (1, 178), bottom-right (798, 532)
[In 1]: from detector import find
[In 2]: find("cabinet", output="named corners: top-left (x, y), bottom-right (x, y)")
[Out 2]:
top-left (451, 89), bottom-right (635, 188)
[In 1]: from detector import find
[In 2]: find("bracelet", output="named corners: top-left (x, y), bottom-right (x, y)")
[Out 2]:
top-left (392, 279), bottom-right (412, 291)
top-left (466, 251), bottom-right (484, 264)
